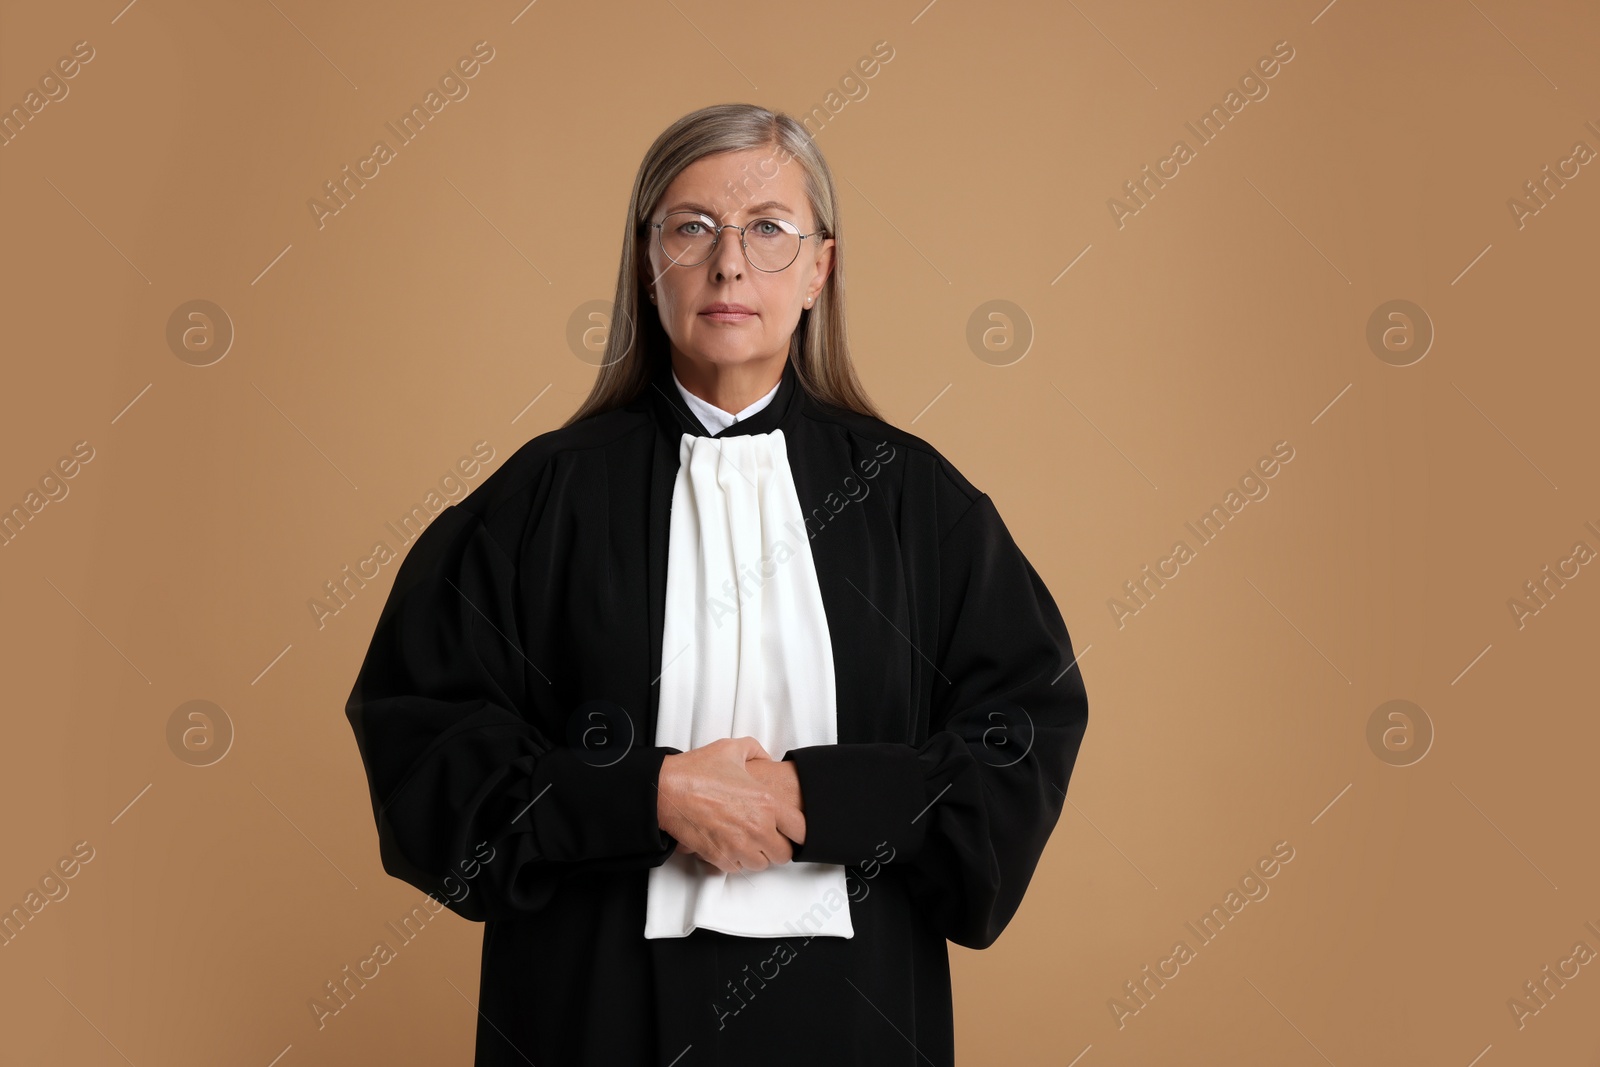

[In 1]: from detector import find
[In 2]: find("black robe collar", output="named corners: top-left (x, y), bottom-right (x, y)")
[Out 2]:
top-left (642, 354), bottom-right (802, 439)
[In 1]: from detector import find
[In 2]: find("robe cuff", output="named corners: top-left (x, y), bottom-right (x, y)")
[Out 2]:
top-left (529, 745), bottom-right (678, 860)
top-left (784, 743), bottom-right (930, 867)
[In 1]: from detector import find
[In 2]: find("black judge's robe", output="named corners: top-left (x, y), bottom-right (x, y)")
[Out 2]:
top-left (343, 354), bottom-right (1090, 1066)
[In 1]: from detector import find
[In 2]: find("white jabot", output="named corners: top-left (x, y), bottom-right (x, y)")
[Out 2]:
top-left (672, 367), bottom-right (781, 434)
top-left (643, 426), bottom-right (855, 939)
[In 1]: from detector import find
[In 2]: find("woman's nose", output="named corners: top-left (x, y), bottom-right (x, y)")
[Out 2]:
top-left (710, 226), bottom-right (747, 278)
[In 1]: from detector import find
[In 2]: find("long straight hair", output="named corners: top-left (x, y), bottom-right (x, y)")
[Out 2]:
top-left (561, 103), bottom-right (882, 427)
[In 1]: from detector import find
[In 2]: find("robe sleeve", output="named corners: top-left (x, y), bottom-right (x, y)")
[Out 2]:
top-left (343, 502), bottom-right (681, 924)
top-left (784, 491), bottom-right (1090, 949)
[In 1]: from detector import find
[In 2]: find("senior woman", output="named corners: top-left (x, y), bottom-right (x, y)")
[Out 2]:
top-left (344, 102), bottom-right (1090, 1066)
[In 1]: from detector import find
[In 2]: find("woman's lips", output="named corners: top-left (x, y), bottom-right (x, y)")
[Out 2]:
top-left (699, 310), bottom-right (756, 322)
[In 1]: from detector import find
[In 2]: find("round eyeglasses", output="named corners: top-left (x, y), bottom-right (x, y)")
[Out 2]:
top-left (641, 211), bottom-right (830, 273)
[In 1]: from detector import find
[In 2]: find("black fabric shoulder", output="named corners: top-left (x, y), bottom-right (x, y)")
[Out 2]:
top-left (798, 399), bottom-right (984, 543)
top-left (455, 405), bottom-right (653, 561)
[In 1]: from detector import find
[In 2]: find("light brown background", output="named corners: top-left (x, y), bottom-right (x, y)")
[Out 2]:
top-left (2, 0), bottom-right (1597, 1063)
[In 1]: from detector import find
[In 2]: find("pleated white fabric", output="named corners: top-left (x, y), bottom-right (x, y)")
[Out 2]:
top-left (643, 429), bottom-right (855, 939)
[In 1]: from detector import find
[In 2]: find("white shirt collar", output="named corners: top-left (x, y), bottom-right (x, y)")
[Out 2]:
top-left (671, 367), bottom-right (781, 434)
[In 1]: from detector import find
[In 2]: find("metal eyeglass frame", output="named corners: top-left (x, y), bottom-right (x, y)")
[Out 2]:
top-left (639, 211), bottom-right (831, 273)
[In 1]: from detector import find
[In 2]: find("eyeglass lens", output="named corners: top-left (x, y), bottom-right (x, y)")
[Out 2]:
top-left (659, 212), bottom-right (805, 271)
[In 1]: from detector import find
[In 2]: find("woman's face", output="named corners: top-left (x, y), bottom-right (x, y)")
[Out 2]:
top-left (642, 146), bottom-right (834, 375)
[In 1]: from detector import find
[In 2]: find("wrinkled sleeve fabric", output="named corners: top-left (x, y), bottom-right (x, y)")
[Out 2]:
top-left (786, 490), bottom-right (1090, 949)
top-left (344, 502), bottom-right (680, 924)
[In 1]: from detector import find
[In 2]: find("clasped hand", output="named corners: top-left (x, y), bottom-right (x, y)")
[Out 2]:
top-left (655, 737), bottom-right (805, 876)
